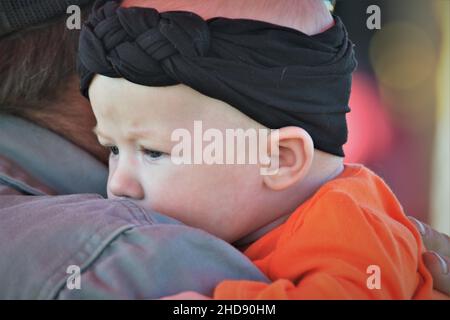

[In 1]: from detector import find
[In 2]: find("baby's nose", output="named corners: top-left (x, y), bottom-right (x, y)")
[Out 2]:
top-left (108, 163), bottom-right (145, 200)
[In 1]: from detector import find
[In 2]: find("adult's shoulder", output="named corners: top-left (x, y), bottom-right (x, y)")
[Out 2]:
top-left (0, 194), bottom-right (267, 299)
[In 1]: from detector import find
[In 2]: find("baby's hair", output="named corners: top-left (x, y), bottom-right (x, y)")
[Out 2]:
top-left (121, 0), bottom-right (333, 35)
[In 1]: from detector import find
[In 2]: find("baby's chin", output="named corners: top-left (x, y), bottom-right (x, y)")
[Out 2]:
top-left (106, 191), bottom-right (250, 241)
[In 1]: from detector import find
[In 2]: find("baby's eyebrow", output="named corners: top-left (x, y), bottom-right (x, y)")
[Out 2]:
top-left (93, 126), bottom-right (162, 144)
top-left (126, 128), bottom-right (157, 140)
top-left (127, 128), bottom-right (170, 151)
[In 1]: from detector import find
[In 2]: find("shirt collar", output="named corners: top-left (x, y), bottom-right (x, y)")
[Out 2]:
top-left (0, 114), bottom-right (108, 196)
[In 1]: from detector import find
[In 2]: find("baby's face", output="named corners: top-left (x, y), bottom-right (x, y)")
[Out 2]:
top-left (89, 75), bottom-right (272, 242)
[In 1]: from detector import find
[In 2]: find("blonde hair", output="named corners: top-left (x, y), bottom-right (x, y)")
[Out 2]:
top-left (121, 0), bottom-right (333, 35)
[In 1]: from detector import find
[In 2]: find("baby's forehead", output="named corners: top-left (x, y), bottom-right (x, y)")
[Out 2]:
top-left (90, 76), bottom-right (262, 138)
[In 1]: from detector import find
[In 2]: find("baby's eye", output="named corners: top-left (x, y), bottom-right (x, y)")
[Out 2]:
top-left (109, 146), bottom-right (119, 155)
top-left (141, 148), bottom-right (164, 159)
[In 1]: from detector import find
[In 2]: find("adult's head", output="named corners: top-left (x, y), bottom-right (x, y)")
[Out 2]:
top-left (0, 0), bottom-right (109, 163)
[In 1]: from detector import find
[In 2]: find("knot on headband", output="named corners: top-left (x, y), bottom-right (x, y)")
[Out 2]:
top-left (79, 0), bottom-right (210, 85)
top-left (78, 0), bottom-right (357, 157)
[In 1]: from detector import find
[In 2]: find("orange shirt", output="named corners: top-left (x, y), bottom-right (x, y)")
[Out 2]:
top-left (214, 164), bottom-right (446, 299)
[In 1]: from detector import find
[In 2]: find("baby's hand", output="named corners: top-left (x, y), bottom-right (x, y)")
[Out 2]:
top-left (160, 291), bottom-right (212, 300)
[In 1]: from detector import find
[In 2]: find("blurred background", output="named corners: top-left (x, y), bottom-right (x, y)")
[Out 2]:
top-left (328, 0), bottom-right (449, 233)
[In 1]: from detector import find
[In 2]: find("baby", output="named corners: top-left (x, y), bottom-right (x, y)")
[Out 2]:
top-left (77, 0), bottom-right (443, 299)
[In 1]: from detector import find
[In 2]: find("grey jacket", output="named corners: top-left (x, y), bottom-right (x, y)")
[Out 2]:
top-left (0, 115), bottom-right (268, 299)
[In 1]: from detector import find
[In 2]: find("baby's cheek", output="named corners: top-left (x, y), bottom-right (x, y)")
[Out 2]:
top-left (142, 168), bottom-right (209, 221)
top-left (140, 168), bottom-right (189, 211)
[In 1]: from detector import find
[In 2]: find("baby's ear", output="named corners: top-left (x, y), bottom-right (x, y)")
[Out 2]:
top-left (262, 126), bottom-right (314, 191)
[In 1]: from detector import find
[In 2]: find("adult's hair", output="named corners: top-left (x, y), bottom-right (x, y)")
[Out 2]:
top-left (0, 6), bottom-right (92, 118)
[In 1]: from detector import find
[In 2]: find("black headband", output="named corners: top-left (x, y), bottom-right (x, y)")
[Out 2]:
top-left (78, 0), bottom-right (357, 156)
